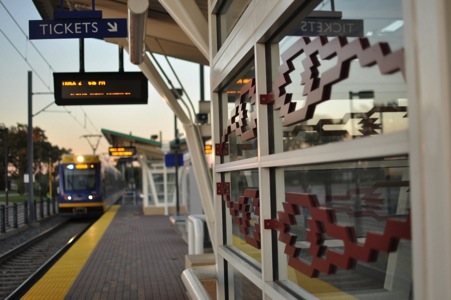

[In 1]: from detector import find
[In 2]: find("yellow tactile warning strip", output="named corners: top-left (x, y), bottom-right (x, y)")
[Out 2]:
top-left (22, 205), bottom-right (120, 300)
top-left (232, 235), bottom-right (356, 299)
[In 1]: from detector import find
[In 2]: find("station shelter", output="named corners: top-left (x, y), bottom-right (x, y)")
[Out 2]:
top-left (33, 0), bottom-right (451, 299)
top-left (101, 128), bottom-right (203, 215)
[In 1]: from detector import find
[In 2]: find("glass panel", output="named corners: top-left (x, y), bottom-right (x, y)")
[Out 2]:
top-left (217, 0), bottom-right (252, 48)
top-left (219, 62), bottom-right (257, 161)
top-left (278, 156), bottom-right (411, 299)
top-left (272, 0), bottom-right (407, 153)
top-left (150, 172), bottom-right (175, 205)
top-left (227, 262), bottom-right (262, 299)
top-left (224, 170), bottom-right (261, 265)
top-left (64, 168), bottom-right (97, 191)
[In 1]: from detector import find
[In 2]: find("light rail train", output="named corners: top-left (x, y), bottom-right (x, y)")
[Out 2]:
top-left (57, 154), bottom-right (125, 216)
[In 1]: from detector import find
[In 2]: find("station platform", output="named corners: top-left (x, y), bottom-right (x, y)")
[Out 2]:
top-left (22, 205), bottom-right (189, 299)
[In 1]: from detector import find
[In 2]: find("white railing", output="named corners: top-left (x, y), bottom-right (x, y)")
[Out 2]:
top-left (181, 265), bottom-right (216, 300)
top-left (187, 214), bottom-right (205, 254)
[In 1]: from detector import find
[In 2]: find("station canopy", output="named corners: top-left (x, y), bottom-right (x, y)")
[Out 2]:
top-left (32, 0), bottom-right (209, 65)
top-left (101, 128), bottom-right (163, 161)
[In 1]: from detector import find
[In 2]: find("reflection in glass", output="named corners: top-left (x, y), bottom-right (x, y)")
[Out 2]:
top-left (281, 156), bottom-right (411, 298)
top-left (274, 0), bottom-right (407, 153)
top-left (220, 64), bottom-right (257, 161)
top-left (217, 0), bottom-right (252, 47)
top-left (227, 262), bottom-right (262, 299)
top-left (226, 170), bottom-right (261, 265)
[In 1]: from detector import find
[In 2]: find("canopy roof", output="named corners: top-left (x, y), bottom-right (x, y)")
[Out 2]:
top-left (101, 128), bottom-right (164, 161)
top-left (32, 0), bottom-right (209, 65)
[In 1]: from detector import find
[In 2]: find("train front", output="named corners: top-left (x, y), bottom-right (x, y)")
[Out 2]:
top-left (58, 154), bottom-right (103, 216)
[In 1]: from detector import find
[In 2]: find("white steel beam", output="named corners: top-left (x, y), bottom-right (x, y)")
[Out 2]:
top-left (182, 122), bottom-right (215, 248)
top-left (138, 155), bottom-right (149, 207)
top-left (404, 0), bottom-right (451, 298)
top-left (138, 53), bottom-right (190, 123)
top-left (136, 48), bottom-right (215, 249)
top-left (158, 0), bottom-right (209, 61)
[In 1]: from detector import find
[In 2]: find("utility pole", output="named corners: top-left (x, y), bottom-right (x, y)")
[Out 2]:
top-left (28, 71), bottom-right (36, 222)
top-left (0, 127), bottom-right (8, 225)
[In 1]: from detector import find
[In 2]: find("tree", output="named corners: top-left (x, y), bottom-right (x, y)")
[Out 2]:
top-left (0, 123), bottom-right (71, 194)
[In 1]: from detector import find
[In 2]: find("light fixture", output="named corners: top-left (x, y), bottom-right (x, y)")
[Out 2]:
top-left (381, 20), bottom-right (404, 33)
top-left (128, 0), bottom-right (149, 65)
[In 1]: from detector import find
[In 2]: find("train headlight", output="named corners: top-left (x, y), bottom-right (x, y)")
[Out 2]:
top-left (88, 195), bottom-right (93, 200)
top-left (67, 195), bottom-right (72, 200)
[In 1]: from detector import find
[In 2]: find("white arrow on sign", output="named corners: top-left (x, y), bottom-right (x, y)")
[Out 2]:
top-left (107, 22), bottom-right (118, 32)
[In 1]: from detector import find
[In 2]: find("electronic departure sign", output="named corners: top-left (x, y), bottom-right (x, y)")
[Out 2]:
top-left (53, 72), bottom-right (148, 105)
top-left (204, 144), bottom-right (213, 154)
top-left (108, 146), bottom-right (136, 157)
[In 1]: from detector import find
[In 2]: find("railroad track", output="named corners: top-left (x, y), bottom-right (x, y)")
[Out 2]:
top-left (0, 219), bottom-right (94, 299)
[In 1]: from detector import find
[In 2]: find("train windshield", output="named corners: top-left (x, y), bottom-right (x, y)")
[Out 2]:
top-left (63, 167), bottom-right (97, 191)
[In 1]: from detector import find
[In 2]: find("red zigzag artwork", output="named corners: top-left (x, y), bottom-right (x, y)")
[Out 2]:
top-left (219, 186), bottom-right (411, 278)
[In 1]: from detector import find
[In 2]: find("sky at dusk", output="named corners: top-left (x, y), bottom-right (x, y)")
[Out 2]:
top-left (0, 0), bottom-right (207, 155)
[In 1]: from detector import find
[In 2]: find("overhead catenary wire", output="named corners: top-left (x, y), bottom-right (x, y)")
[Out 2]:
top-left (147, 50), bottom-right (207, 154)
top-left (0, 1), bottom-right (55, 74)
top-left (80, 107), bottom-right (100, 132)
top-left (0, 1), bottom-right (103, 146)
top-left (155, 39), bottom-right (197, 120)
top-left (0, 29), bottom-right (51, 91)
top-left (147, 51), bottom-right (195, 122)
top-left (148, 42), bottom-right (207, 151)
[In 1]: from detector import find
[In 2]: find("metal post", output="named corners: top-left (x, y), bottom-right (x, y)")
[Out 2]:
top-left (2, 128), bottom-right (8, 225)
top-left (128, 157), bottom-right (136, 205)
top-left (199, 64), bottom-right (204, 101)
top-left (48, 158), bottom-right (52, 200)
top-left (24, 201), bottom-right (28, 224)
top-left (13, 203), bottom-right (17, 228)
top-left (174, 115), bottom-right (180, 216)
top-left (80, 38), bottom-right (85, 73)
top-left (28, 71), bottom-right (36, 222)
top-left (40, 198), bottom-right (44, 219)
top-left (119, 46), bottom-right (124, 72)
top-left (38, 132), bottom-right (42, 200)
top-left (0, 205), bottom-right (5, 233)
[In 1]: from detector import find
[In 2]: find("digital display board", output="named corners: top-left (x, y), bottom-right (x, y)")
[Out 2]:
top-left (108, 146), bottom-right (136, 157)
top-left (53, 72), bottom-right (148, 105)
top-left (204, 144), bottom-right (213, 154)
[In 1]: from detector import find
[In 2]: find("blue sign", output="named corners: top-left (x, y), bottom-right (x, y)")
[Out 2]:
top-left (29, 18), bottom-right (127, 40)
top-left (165, 154), bottom-right (184, 167)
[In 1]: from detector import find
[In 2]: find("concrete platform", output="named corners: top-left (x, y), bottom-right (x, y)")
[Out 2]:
top-left (23, 205), bottom-right (189, 299)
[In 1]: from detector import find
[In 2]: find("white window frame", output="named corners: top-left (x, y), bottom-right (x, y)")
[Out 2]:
top-left (209, 0), bottom-right (451, 298)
